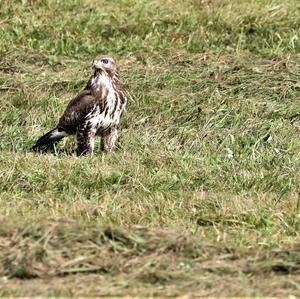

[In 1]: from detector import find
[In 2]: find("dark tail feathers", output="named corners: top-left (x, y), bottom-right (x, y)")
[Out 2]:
top-left (32, 128), bottom-right (66, 151)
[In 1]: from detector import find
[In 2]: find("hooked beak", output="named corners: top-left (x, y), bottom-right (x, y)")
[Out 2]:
top-left (92, 60), bottom-right (103, 70)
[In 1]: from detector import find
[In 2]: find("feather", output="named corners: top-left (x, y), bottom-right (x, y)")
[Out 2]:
top-left (32, 128), bottom-right (66, 151)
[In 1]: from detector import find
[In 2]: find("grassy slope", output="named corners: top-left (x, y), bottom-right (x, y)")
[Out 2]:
top-left (0, 0), bottom-right (300, 296)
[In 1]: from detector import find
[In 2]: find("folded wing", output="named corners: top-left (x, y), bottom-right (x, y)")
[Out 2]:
top-left (58, 90), bottom-right (96, 134)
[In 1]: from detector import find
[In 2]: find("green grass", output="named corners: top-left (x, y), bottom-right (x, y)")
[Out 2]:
top-left (1, 0), bottom-right (300, 296)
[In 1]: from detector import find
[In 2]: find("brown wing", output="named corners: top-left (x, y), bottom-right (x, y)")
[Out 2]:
top-left (58, 90), bottom-right (95, 134)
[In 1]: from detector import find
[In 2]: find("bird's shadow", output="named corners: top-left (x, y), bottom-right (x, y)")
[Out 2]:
top-left (30, 144), bottom-right (120, 157)
top-left (31, 143), bottom-right (77, 157)
top-left (29, 139), bottom-right (122, 157)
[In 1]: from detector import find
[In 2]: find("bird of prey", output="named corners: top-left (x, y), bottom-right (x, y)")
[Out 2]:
top-left (32, 55), bottom-right (127, 155)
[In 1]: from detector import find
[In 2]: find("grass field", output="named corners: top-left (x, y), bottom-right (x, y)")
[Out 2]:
top-left (1, 0), bottom-right (300, 296)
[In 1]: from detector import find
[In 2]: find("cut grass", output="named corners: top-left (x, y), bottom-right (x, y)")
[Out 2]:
top-left (0, 221), bottom-right (300, 297)
top-left (0, 0), bottom-right (300, 296)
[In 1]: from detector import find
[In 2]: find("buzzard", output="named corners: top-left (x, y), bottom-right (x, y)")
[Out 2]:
top-left (32, 55), bottom-right (127, 155)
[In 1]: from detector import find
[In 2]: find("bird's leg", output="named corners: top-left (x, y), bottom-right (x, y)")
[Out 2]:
top-left (76, 124), bottom-right (96, 156)
top-left (101, 126), bottom-right (118, 153)
top-left (77, 132), bottom-right (95, 156)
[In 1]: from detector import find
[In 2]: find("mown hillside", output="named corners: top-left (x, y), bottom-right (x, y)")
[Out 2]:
top-left (0, 0), bottom-right (300, 296)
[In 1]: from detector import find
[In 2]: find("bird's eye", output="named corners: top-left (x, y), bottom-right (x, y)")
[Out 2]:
top-left (101, 59), bottom-right (109, 64)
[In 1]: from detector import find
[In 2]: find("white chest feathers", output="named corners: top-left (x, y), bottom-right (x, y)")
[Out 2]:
top-left (87, 73), bottom-right (121, 132)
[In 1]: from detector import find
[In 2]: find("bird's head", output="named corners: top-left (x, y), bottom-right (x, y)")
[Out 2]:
top-left (92, 55), bottom-right (117, 77)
